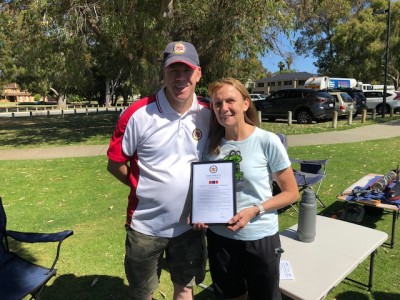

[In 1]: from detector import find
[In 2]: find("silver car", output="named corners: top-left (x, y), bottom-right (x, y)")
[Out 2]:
top-left (328, 91), bottom-right (355, 118)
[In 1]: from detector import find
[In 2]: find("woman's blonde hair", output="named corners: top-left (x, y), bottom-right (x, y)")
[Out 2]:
top-left (207, 77), bottom-right (260, 154)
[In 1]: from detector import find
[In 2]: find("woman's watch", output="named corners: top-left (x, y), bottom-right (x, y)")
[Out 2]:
top-left (254, 202), bottom-right (266, 216)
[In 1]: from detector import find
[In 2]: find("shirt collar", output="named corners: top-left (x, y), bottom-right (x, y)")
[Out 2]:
top-left (156, 88), bottom-right (199, 115)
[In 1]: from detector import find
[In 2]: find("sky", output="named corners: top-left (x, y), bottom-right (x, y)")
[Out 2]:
top-left (261, 52), bottom-right (318, 74)
top-left (260, 32), bottom-right (318, 74)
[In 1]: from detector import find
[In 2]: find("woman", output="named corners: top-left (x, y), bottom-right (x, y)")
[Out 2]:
top-left (194, 78), bottom-right (299, 300)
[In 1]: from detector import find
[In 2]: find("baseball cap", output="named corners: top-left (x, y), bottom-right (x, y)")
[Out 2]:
top-left (163, 41), bottom-right (200, 69)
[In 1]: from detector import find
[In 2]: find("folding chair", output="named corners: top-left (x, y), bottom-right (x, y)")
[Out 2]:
top-left (290, 158), bottom-right (329, 208)
top-left (274, 133), bottom-right (299, 212)
top-left (275, 133), bottom-right (328, 211)
top-left (0, 197), bottom-right (73, 300)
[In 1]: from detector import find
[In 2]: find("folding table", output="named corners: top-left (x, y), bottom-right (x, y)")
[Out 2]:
top-left (279, 215), bottom-right (387, 300)
top-left (337, 173), bottom-right (399, 248)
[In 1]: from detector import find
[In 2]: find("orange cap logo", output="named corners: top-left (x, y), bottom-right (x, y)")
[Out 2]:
top-left (173, 42), bottom-right (186, 54)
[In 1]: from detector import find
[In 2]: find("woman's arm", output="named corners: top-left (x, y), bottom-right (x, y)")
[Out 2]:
top-left (226, 166), bottom-right (299, 232)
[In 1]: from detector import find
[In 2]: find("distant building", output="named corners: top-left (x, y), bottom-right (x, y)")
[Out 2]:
top-left (1, 83), bottom-right (34, 102)
top-left (244, 79), bottom-right (256, 90)
top-left (252, 72), bottom-right (316, 95)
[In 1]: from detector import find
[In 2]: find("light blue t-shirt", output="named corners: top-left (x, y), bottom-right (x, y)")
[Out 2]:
top-left (205, 127), bottom-right (290, 240)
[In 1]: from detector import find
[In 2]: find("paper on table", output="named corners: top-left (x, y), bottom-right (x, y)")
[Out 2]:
top-left (280, 260), bottom-right (294, 280)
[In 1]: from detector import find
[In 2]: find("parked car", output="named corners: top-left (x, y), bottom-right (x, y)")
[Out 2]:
top-left (327, 88), bottom-right (368, 117)
top-left (362, 90), bottom-right (400, 114)
top-left (250, 93), bottom-right (267, 102)
top-left (256, 88), bottom-right (336, 124)
top-left (328, 91), bottom-right (355, 118)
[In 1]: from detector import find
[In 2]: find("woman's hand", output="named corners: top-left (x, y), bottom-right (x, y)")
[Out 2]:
top-left (226, 206), bottom-right (259, 231)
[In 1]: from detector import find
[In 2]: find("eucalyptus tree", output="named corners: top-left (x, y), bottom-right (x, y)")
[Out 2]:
top-left (163, 1), bottom-right (293, 84)
top-left (288, 0), bottom-right (369, 75)
top-left (319, 0), bottom-right (400, 89)
top-left (388, 1), bottom-right (400, 89)
top-left (1, 1), bottom-right (56, 100)
top-left (72, 0), bottom-right (294, 103)
top-left (0, 1), bottom-right (28, 87)
top-left (368, 0), bottom-right (400, 89)
top-left (1, 0), bottom-right (97, 106)
top-left (331, 3), bottom-right (384, 83)
top-left (1, 0), bottom-right (295, 105)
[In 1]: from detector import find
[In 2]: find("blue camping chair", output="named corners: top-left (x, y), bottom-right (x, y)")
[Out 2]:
top-left (276, 134), bottom-right (328, 212)
top-left (0, 197), bottom-right (73, 300)
top-left (290, 158), bottom-right (328, 208)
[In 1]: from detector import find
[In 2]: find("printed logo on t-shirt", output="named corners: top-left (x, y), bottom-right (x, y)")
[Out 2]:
top-left (223, 150), bottom-right (244, 181)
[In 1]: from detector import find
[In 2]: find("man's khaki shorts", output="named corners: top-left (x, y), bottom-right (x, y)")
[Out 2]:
top-left (124, 228), bottom-right (206, 300)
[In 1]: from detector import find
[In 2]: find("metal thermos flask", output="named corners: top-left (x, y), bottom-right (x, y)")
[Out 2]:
top-left (297, 187), bottom-right (317, 243)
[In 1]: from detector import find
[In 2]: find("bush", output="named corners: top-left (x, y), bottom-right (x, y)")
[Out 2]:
top-left (33, 94), bottom-right (41, 101)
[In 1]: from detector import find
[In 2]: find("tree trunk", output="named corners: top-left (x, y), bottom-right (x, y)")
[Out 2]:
top-left (105, 80), bottom-right (111, 107)
top-left (57, 94), bottom-right (67, 108)
top-left (105, 68), bottom-right (123, 107)
top-left (50, 87), bottom-right (67, 108)
top-left (389, 69), bottom-right (399, 90)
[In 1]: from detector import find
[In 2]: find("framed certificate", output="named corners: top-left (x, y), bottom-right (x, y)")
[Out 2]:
top-left (190, 160), bottom-right (236, 225)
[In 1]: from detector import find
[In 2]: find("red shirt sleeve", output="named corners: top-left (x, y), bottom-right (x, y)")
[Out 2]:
top-left (107, 95), bottom-right (156, 162)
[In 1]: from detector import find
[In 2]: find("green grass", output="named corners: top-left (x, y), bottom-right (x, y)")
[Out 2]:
top-left (1, 114), bottom-right (400, 299)
top-left (0, 112), bottom-right (399, 150)
top-left (0, 112), bottom-right (120, 149)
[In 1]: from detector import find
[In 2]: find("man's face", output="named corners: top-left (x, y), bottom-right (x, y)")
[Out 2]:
top-left (163, 63), bottom-right (202, 105)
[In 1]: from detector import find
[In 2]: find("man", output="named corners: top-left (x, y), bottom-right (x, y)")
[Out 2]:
top-left (107, 41), bottom-right (210, 300)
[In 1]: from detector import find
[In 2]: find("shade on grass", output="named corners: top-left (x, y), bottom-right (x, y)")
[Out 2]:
top-left (1, 117), bottom-right (400, 299)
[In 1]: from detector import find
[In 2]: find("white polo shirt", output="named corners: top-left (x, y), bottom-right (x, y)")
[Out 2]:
top-left (107, 88), bottom-right (210, 238)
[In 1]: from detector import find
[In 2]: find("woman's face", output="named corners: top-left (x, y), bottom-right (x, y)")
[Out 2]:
top-left (211, 84), bottom-right (250, 128)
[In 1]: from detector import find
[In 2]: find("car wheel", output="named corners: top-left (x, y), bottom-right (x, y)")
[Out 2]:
top-left (376, 104), bottom-right (390, 115)
top-left (296, 110), bottom-right (312, 124)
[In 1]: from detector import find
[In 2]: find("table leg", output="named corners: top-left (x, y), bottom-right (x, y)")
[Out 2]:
top-left (346, 250), bottom-right (377, 291)
top-left (368, 250), bottom-right (377, 291)
top-left (390, 211), bottom-right (397, 248)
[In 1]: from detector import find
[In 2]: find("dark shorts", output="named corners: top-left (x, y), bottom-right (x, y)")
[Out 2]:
top-left (207, 229), bottom-right (282, 300)
top-left (124, 228), bottom-right (206, 300)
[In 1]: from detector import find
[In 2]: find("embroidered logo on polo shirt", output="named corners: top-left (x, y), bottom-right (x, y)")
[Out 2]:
top-left (173, 42), bottom-right (186, 54)
top-left (192, 128), bottom-right (202, 140)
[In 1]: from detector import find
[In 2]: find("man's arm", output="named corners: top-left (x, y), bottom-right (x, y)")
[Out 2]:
top-left (107, 159), bottom-right (131, 187)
